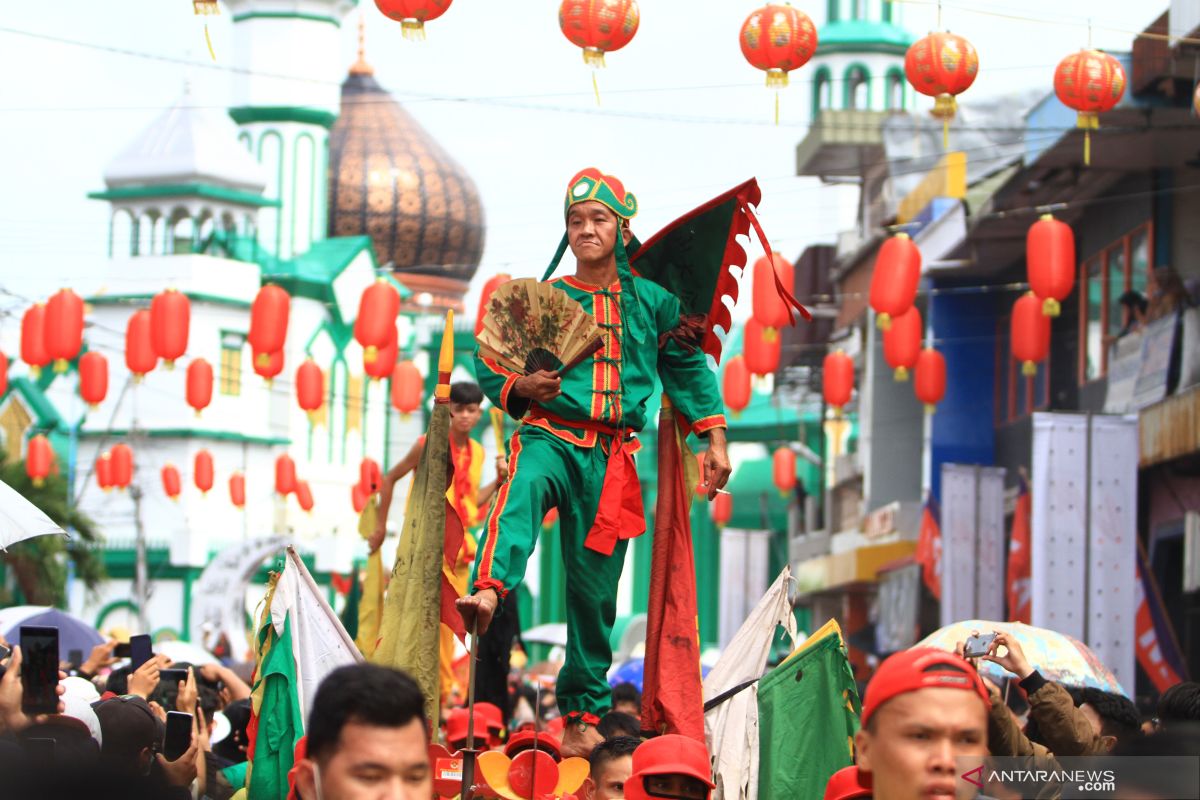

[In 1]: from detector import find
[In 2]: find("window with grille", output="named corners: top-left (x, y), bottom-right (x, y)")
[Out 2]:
top-left (219, 331), bottom-right (245, 396)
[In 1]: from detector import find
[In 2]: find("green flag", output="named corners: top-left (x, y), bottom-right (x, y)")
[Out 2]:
top-left (757, 620), bottom-right (861, 800)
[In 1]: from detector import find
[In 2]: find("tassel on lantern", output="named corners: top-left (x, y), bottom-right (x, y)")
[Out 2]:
top-left (1022, 360), bottom-right (1038, 377)
top-left (193, 0), bottom-right (219, 60)
top-left (894, 366), bottom-right (909, 381)
top-left (1043, 298), bottom-right (1061, 317)
top-left (401, 19), bottom-right (426, 40)
top-left (582, 47), bottom-right (605, 68)
top-left (1076, 112), bottom-right (1099, 166)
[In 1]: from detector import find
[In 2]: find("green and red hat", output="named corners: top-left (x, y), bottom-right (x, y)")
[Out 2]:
top-left (564, 167), bottom-right (638, 220)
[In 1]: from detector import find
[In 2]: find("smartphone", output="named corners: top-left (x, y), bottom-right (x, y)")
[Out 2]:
top-left (0, 642), bottom-right (11, 661)
top-left (163, 711), bottom-right (193, 761)
top-left (19, 626), bottom-right (60, 715)
top-left (67, 648), bottom-right (83, 668)
top-left (114, 642), bottom-right (131, 658)
top-left (964, 632), bottom-right (998, 659)
top-left (160, 668), bottom-right (189, 687)
top-left (129, 634), bottom-right (153, 671)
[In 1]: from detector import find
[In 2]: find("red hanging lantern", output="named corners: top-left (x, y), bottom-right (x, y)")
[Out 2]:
top-left (1026, 214), bottom-right (1076, 317)
top-left (295, 480), bottom-right (314, 513)
top-left (25, 434), bottom-right (51, 487)
top-left (78, 351), bottom-right (109, 408)
top-left (905, 31), bottom-right (979, 145)
top-left (869, 233), bottom-right (922, 330)
top-left (110, 443), bottom-right (134, 490)
top-left (391, 360), bottom-right (423, 415)
top-left (883, 306), bottom-right (923, 381)
top-left (1011, 292), bottom-right (1051, 377)
top-left (476, 273), bottom-right (511, 335)
top-left (253, 349), bottom-right (284, 385)
top-left (248, 285), bottom-right (290, 369)
top-left (351, 481), bottom-right (369, 514)
top-left (194, 450), bottom-right (214, 495)
top-left (739, 4), bottom-right (818, 88)
top-left (21, 304), bottom-right (50, 378)
top-left (229, 472), bottom-right (246, 509)
top-left (0, 351), bottom-right (8, 398)
top-left (822, 350), bottom-right (854, 412)
top-left (296, 359), bottom-right (324, 420)
top-left (375, 0), bottom-right (453, 39)
top-left (275, 454), bottom-right (297, 496)
top-left (914, 348), bottom-right (947, 413)
top-left (125, 310), bottom-right (157, 380)
top-left (354, 280), bottom-right (401, 367)
top-left (743, 318), bottom-right (781, 378)
top-left (161, 464), bottom-right (182, 501)
top-left (712, 490), bottom-right (733, 527)
top-left (44, 289), bottom-right (84, 373)
top-left (96, 452), bottom-right (113, 493)
top-left (365, 324), bottom-right (398, 382)
top-left (751, 254), bottom-right (795, 340)
top-left (722, 355), bottom-right (752, 415)
top-left (186, 358), bottom-right (214, 417)
top-left (559, 0), bottom-right (639, 68)
top-left (360, 458), bottom-right (383, 495)
top-left (1054, 49), bottom-right (1126, 166)
top-left (149, 289), bottom-right (190, 368)
top-left (772, 446), bottom-right (796, 497)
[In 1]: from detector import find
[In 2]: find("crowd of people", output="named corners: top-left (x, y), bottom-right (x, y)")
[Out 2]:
top-left (1, 624), bottom-right (1200, 798)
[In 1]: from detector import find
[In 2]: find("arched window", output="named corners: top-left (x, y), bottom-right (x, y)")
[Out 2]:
top-left (844, 65), bottom-right (870, 109)
top-left (886, 69), bottom-right (905, 110)
top-left (813, 67), bottom-right (833, 119)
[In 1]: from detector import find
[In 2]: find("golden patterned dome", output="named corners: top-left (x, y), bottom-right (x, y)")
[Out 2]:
top-left (327, 50), bottom-right (485, 305)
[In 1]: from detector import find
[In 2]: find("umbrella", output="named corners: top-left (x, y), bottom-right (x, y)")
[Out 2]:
top-left (0, 478), bottom-right (64, 550)
top-left (917, 620), bottom-right (1128, 697)
top-left (155, 639), bottom-right (219, 666)
top-left (0, 606), bottom-right (104, 663)
top-left (607, 657), bottom-right (712, 694)
top-left (521, 622), bottom-right (568, 648)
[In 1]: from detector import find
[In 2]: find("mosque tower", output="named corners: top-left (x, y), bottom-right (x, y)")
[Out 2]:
top-left (807, 0), bottom-right (915, 120)
top-left (222, 0), bottom-right (357, 260)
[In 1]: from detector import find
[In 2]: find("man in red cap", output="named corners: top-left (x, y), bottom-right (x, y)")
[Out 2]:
top-left (444, 707), bottom-right (491, 753)
top-left (854, 648), bottom-right (990, 800)
top-left (823, 765), bottom-right (872, 800)
top-left (623, 734), bottom-right (714, 800)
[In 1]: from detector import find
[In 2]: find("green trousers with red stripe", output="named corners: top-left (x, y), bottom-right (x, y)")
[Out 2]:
top-left (472, 426), bottom-right (632, 718)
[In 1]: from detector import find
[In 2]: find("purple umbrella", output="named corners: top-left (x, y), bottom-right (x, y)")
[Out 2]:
top-left (0, 606), bottom-right (104, 663)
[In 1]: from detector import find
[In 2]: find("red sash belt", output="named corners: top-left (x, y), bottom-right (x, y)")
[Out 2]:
top-left (528, 409), bottom-right (647, 556)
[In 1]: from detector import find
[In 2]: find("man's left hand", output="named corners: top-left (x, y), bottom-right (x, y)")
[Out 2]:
top-left (703, 429), bottom-right (732, 500)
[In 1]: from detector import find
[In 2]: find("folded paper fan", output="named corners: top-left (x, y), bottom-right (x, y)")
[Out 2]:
top-left (476, 278), bottom-right (604, 375)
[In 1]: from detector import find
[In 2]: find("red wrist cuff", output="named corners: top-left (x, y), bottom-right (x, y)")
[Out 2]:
top-left (565, 711), bottom-right (602, 726)
top-left (473, 578), bottom-right (508, 599)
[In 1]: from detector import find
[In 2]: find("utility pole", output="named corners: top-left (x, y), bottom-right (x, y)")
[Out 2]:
top-left (131, 482), bottom-right (150, 634)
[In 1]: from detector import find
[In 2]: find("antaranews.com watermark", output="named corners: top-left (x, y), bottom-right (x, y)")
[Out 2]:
top-left (956, 755), bottom-right (1200, 798)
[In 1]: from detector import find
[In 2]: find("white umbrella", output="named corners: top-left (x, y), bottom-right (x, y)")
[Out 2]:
top-left (0, 478), bottom-right (65, 550)
top-left (521, 622), bottom-right (568, 648)
top-left (155, 639), bottom-right (220, 666)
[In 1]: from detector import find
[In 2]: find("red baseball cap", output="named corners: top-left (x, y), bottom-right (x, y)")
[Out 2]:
top-left (624, 734), bottom-right (714, 800)
top-left (475, 702), bottom-right (504, 734)
top-left (860, 647), bottom-right (990, 728)
top-left (824, 766), bottom-right (872, 800)
top-left (445, 708), bottom-right (489, 746)
top-left (503, 730), bottom-right (562, 761)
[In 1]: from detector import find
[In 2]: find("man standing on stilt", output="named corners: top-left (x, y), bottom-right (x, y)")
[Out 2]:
top-left (459, 168), bottom-right (732, 757)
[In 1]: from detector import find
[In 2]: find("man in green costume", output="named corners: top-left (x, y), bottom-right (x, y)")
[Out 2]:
top-left (458, 168), bottom-right (732, 757)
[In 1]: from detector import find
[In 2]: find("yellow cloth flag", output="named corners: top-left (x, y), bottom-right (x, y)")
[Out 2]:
top-left (355, 498), bottom-right (384, 658)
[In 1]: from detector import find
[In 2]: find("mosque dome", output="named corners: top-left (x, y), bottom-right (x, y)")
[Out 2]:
top-left (327, 46), bottom-right (485, 309)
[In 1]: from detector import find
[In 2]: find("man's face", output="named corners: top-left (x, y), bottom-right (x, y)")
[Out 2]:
top-left (612, 700), bottom-right (639, 717)
top-left (855, 687), bottom-right (988, 800)
top-left (641, 773), bottom-right (710, 800)
top-left (587, 754), bottom-right (633, 800)
top-left (450, 402), bottom-right (481, 435)
top-left (301, 719), bottom-right (431, 800)
top-left (567, 201), bottom-right (629, 265)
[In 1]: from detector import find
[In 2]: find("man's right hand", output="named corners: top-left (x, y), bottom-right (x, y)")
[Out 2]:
top-left (985, 631), bottom-right (1034, 680)
top-left (514, 370), bottom-right (562, 404)
top-left (368, 522), bottom-right (386, 554)
top-left (456, 589), bottom-right (499, 636)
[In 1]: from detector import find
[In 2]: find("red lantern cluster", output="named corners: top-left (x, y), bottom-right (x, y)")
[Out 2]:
top-left (229, 472), bottom-right (246, 509)
top-left (194, 450), bottom-right (214, 495)
top-left (162, 464), bottom-right (182, 501)
top-left (1054, 49), bottom-right (1125, 165)
top-left (25, 434), bottom-right (52, 487)
top-left (44, 289), bottom-right (84, 373)
top-left (739, 4), bottom-right (818, 88)
top-left (476, 274), bottom-right (511, 335)
top-left (914, 348), bottom-right (947, 413)
top-left (249, 285), bottom-right (289, 370)
top-left (355, 280), bottom-right (401, 368)
top-left (772, 447), bottom-right (796, 497)
top-left (391, 360), bottom-right (423, 416)
top-left (78, 351), bottom-right (109, 408)
top-left (905, 31), bottom-right (979, 141)
top-left (1026, 215), bottom-right (1075, 317)
top-left (883, 306), bottom-right (923, 382)
top-left (296, 359), bottom-right (325, 419)
top-left (743, 318), bottom-right (781, 379)
top-left (21, 304), bottom-right (49, 377)
top-left (1011, 292), bottom-right (1051, 377)
top-left (187, 359), bottom-right (213, 416)
top-left (275, 454), bottom-right (297, 497)
top-left (150, 289), bottom-right (190, 368)
top-left (870, 233), bottom-right (922, 330)
top-left (110, 443), bottom-right (134, 490)
top-left (375, 0), bottom-right (453, 39)
top-left (559, 0), bottom-right (639, 68)
top-left (822, 350), bottom-right (854, 412)
top-left (722, 355), bottom-right (751, 415)
top-left (751, 254), bottom-right (795, 341)
top-left (125, 310), bottom-right (157, 380)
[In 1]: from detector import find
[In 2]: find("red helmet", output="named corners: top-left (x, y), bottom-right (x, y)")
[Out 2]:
top-left (824, 766), bottom-right (872, 800)
top-left (624, 735), bottom-right (714, 800)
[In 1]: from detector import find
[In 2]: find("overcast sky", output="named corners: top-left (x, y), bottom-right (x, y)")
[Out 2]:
top-left (0, 0), bottom-right (1163, 330)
